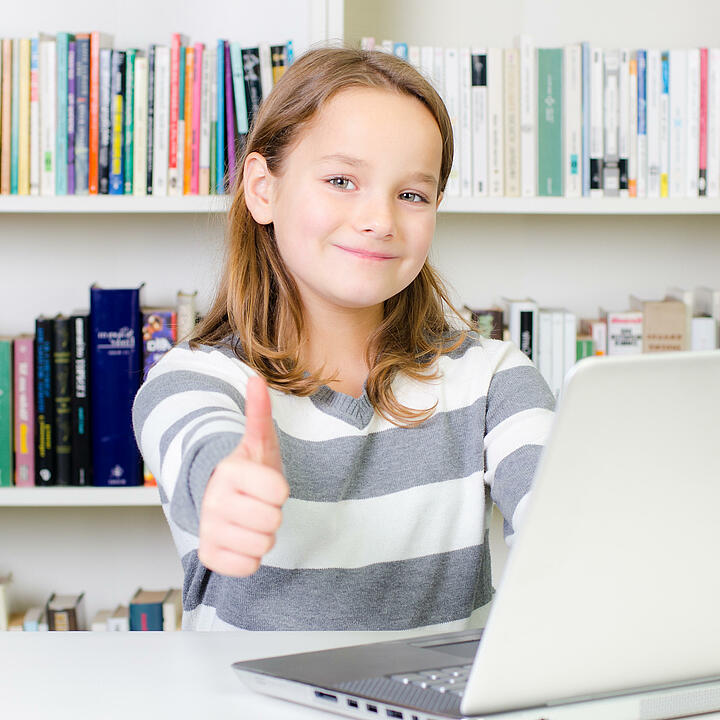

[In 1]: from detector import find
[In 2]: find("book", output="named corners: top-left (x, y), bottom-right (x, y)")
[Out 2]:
top-left (459, 47), bottom-right (472, 198)
top-left (98, 47), bottom-right (112, 194)
top-left (629, 296), bottom-right (687, 352)
top-left (229, 43), bottom-right (249, 140)
top-left (56, 32), bottom-right (72, 196)
top-left (0, 574), bottom-right (11, 631)
top-left (191, 42), bottom-right (204, 194)
top-left (0, 337), bottom-right (12, 487)
top-left (695, 286), bottom-right (720, 347)
top-left (11, 39), bottom-right (18, 194)
top-left (576, 336), bottom-right (594, 360)
top-left (23, 607), bottom-right (47, 632)
top-left (199, 48), bottom-right (212, 195)
top-left (669, 49), bottom-right (687, 198)
top-left (646, 49), bottom-right (661, 198)
top-left (564, 44), bottom-right (582, 198)
top-left (129, 588), bottom-right (171, 631)
top-left (123, 48), bottom-right (136, 194)
top-left (443, 47), bottom-right (460, 197)
top-left (590, 46), bottom-right (603, 196)
top-left (52, 315), bottom-right (72, 485)
top-left (603, 49), bottom-right (620, 196)
top-left (145, 44), bottom-right (156, 195)
top-left (89, 32), bottom-right (113, 194)
top-left (270, 43), bottom-right (288, 84)
top-left (163, 588), bottom-right (182, 631)
top-left (659, 51), bottom-right (670, 198)
top-left (628, 54), bottom-right (638, 197)
top-left (517, 34), bottom-right (536, 198)
top-left (1, 39), bottom-right (11, 194)
top-left (74, 33), bottom-right (91, 195)
top-left (13, 335), bottom-right (35, 487)
top-left (107, 604), bottom-right (129, 632)
top-left (691, 317), bottom-right (716, 351)
top-left (698, 48), bottom-right (709, 196)
top-left (216, 39), bottom-right (226, 194)
top-left (91, 609), bottom-right (113, 631)
top-left (537, 48), bottom-right (563, 197)
top-left (39, 34), bottom-right (56, 196)
top-left (17, 38), bottom-right (30, 195)
top-left (183, 46), bottom-right (194, 194)
top-left (132, 52), bottom-right (148, 196)
top-left (46, 592), bottom-right (87, 631)
top-left (537, 309), bottom-right (554, 393)
top-left (70, 314), bottom-right (92, 486)
top-left (89, 285), bottom-right (143, 486)
top-left (142, 309), bottom-right (177, 381)
top-left (464, 306), bottom-right (503, 341)
top-left (8, 612), bottom-right (25, 631)
top-left (67, 39), bottom-right (77, 195)
top-left (605, 310), bottom-right (643, 355)
top-left (35, 316), bottom-right (55, 485)
top-left (224, 41), bottom-right (236, 190)
top-left (470, 49), bottom-right (488, 197)
top-left (152, 45), bottom-right (170, 196)
top-left (636, 49), bottom-right (648, 197)
top-left (176, 290), bottom-right (198, 343)
top-left (708, 48), bottom-right (720, 198)
top-left (618, 49), bottom-right (631, 196)
top-left (687, 48), bottom-right (700, 196)
top-left (503, 47), bottom-right (520, 197)
top-left (487, 47), bottom-right (503, 197)
top-left (109, 50), bottom-right (126, 194)
top-left (168, 33), bottom-right (188, 196)
top-left (503, 298), bottom-right (538, 363)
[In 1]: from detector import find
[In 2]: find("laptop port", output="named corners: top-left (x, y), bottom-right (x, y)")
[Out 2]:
top-left (367, 704), bottom-right (378, 713)
top-left (314, 691), bottom-right (338, 702)
top-left (347, 698), bottom-right (359, 708)
top-left (387, 711), bottom-right (403, 719)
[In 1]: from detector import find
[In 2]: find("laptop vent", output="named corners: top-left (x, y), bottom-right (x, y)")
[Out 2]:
top-left (336, 677), bottom-right (462, 715)
top-left (640, 685), bottom-right (720, 720)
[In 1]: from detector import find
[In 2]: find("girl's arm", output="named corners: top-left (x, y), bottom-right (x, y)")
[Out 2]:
top-left (483, 343), bottom-right (556, 545)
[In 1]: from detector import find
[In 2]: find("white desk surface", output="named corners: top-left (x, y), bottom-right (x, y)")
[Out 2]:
top-left (0, 630), bottom-right (416, 720)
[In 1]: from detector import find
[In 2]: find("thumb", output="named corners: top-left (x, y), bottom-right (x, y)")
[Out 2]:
top-left (235, 375), bottom-right (283, 472)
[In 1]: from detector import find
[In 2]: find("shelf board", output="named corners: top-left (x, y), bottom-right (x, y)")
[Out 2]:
top-left (3, 195), bottom-right (720, 214)
top-left (0, 486), bottom-right (162, 507)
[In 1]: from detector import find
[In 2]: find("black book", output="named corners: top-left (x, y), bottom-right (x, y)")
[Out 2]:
top-left (53, 315), bottom-right (72, 485)
top-left (98, 48), bottom-right (113, 194)
top-left (70, 314), bottom-right (92, 486)
top-left (241, 47), bottom-right (263, 128)
top-left (35, 316), bottom-right (55, 486)
top-left (146, 44), bottom-right (156, 195)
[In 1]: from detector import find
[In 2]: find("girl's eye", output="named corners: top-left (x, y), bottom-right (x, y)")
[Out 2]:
top-left (400, 191), bottom-right (429, 204)
top-left (328, 176), bottom-right (356, 190)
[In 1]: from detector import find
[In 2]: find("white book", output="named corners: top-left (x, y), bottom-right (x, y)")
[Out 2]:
top-left (163, 588), bottom-right (183, 631)
top-left (695, 286), bottom-right (720, 347)
top-left (618, 49), bottom-right (631, 197)
top-left (259, 42), bottom-right (273, 96)
top-left (39, 35), bottom-right (56, 196)
top-left (691, 317), bottom-right (716, 351)
top-left (107, 604), bottom-right (129, 632)
top-left (629, 53), bottom-right (638, 197)
top-left (637, 51), bottom-right (648, 198)
top-left (360, 37), bottom-right (375, 51)
top-left (659, 51), bottom-right (670, 197)
top-left (590, 47), bottom-right (604, 196)
top-left (503, 298), bottom-right (538, 363)
top-left (563, 311), bottom-right (577, 386)
top-left (550, 310), bottom-right (565, 398)
top-left (517, 34), bottom-right (536, 197)
top-left (538, 310), bottom-right (554, 392)
top-left (30, 36), bottom-right (40, 196)
top-left (488, 47), bottom-right (504, 197)
top-left (132, 54), bottom-right (148, 196)
top-left (669, 49), bottom-right (688, 198)
top-left (0, 574), bottom-right (11, 631)
top-left (603, 49), bottom-right (620, 196)
top-left (707, 48), bottom-right (720, 198)
top-left (152, 45), bottom-right (170, 196)
top-left (380, 40), bottom-right (394, 54)
top-left (646, 49), bottom-right (661, 198)
top-left (666, 285), bottom-right (694, 346)
top-left (91, 609), bottom-right (113, 631)
top-left (420, 46), bottom-right (434, 87)
top-left (503, 48), bottom-right (520, 197)
top-left (433, 46), bottom-right (445, 98)
top-left (408, 45), bottom-right (420, 70)
top-left (564, 44), bottom-right (582, 198)
top-left (459, 47), bottom-right (473, 198)
top-left (687, 48), bottom-right (700, 197)
top-left (199, 49), bottom-right (212, 196)
top-left (168, 34), bottom-right (188, 196)
top-left (443, 47), bottom-right (461, 198)
top-left (605, 311), bottom-right (643, 355)
top-left (470, 49), bottom-right (488, 197)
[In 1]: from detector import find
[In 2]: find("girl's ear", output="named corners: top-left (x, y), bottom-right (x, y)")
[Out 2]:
top-left (243, 152), bottom-right (274, 225)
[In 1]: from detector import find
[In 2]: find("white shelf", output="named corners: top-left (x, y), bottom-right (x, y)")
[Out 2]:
top-left (0, 486), bottom-right (162, 507)
top-left (3, 195), bottom-right (720, 214)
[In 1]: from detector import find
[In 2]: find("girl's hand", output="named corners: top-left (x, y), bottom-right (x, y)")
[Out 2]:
top-left (198, 376), bottom-right (290, 577)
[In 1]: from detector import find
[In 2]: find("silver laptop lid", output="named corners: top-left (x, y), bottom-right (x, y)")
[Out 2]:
top-left (463, 351), bottom-right (720, 716)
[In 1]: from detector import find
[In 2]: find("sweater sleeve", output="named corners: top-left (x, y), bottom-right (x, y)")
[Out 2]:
top-left (132, 342), bottom-right (250, 536)
top-left (483, 342), bottom-right (556, 545)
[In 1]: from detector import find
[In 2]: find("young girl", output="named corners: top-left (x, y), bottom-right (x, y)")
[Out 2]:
top-left (132, 47), bottom-right (555, 632)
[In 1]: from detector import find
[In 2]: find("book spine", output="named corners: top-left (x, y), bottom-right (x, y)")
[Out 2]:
top-left (123, 49), bottom-right (136, 194)
top-left (669, 49), bottom-right (687, 198)
top-left (30, 37), bottom-right (41, 195)
top-left (241, 46), bottom-right (262, 134)
top-left (550, 311), bottom-right (564, 397)
top-left (12, 39), bottom-right (20, 194)
top-left (636, 50), bottom-right (648, 198)
top-left (618, 49), bottom-right (630, 196)
top-left (228, 43), bottom-right (246, 139)
top-left (90, 287), bottom-right (143, 486)
top-left (35, 318), bottom-right (55, 486)
top-left (271, 44), bottom-right (287, 84)
top-left (628, 55), bottom-right (638, 198)
top-left (708, 49), bottom-right (720, 198)
top-left (503, 47), bottom-right (520, 198)
top-left (168, 33), bottom-right (182, 196)
top-left (67, 40), bottom-right (76, 196)
top-left (17, 39), bottom-right (31, 196)
top-left (590, 47), bottom-right (603, 196)
top-left (224, 41), bottom-right (236, 191)
top-left (659, 51), bottom-right (670, 198)
top-left (152, 45), bottom-right (170, 196)
top-left (53, 316), bottom-right (72, 485)
top-left (145, 45), bottom-right (155, 195)
top-left (487, 47), bottom-right (504, 197)
top-left (537, 48), bottom-right (563, 197)
top-left (698, 47), bottom-right (708, 196)
top-left (259, 42), bottom-right (273, 98)
top-left (191, 43), bottom-right (204, 195)
top-left (109, 50), bottom-right (126, 195)
top-left (209, 47), bottom-right (217, 195)
top-left (537, 310), bottom-right (553, 396)
top-left (518, 35), bottom-right (536, 197)
top-left (646, 49), bottom-right (661, 198)
top-left (443, 47), bottom-right (461, 198)
top-left (74, 35), bottom-right (90, 195)
top-left (564, 44), bottom-right (582, 198)
top-left (71, 315), bottom-right (92, 486)
top-left (433, 46), bottom-right (445, 98)
top-left (40, 38), bottom-right (56, 196)
top-left (1, 39), bottom-right (11, 194)
top-left (183, 47), bottom-right (194, 194)
top-left (56, 33), bottom-right (69, 195)
top-left (98, 48), bottom-right (112, 194)
top-left (0, 340), bottom-right (12, 487)
top-left (687, 48), bottom-right (700, 196)
top-left (89, 32), bottom-right (106, 195)
top-left (199, 49), bottom-right (212, 196)
top-left (603, 49), bottom-right (620, 197)
top-left (129, 603), bottom-right (163, 631)
top-left (13, 337), bottom-right (35, 487)
top-left (470, 49), bottom-right (488, 197)
top-left (459, 47), bottom-right (473, 198)
top-left (177, 45), bottom-right (186, 194)
top-left (216, 39), bottom-right (225, 194)
top-left (132, 54), bottom-right (147, 196)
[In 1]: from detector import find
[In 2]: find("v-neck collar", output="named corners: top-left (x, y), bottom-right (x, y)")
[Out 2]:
top-left (309, 383), bottom-right (375, 430)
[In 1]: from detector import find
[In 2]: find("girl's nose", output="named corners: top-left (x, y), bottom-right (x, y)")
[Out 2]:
top-left (356, 196), bottom-right (395, 239)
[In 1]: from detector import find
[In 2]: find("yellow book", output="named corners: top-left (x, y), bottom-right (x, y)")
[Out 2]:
top-left (18, 38), bottom-right (31, 195)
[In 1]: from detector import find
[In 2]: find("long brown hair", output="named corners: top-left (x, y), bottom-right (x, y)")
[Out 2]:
top-left (190, 46), bottom-right (470, 427)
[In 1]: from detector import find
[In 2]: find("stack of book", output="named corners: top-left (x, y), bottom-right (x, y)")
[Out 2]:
top-left (0, 33), bottom-right (293, 197)
top-left (362, 37), bottom-right (720, 200)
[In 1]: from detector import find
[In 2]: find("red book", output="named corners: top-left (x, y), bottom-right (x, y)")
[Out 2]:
top-left (191, 43), bottom-right (204, 194)
top-left (699, 47), bottom-right (708, 196)
top-left (168, 33), bottom-right (187, 195)
top-left (13, 336), bottom-right (35, 486)
top-left (89, 32), bottom-right (113, 194)
top-left (183, 47), bottom-right (194, 194)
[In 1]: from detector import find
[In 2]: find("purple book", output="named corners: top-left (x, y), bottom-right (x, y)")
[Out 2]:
top-left (224, 40), bottom-right (236, 190)
top-left (67, 40), bottom-right (76, 195)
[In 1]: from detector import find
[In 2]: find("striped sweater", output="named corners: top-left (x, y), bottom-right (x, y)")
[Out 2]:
top-left (132, 333), bottom-right (555, 632)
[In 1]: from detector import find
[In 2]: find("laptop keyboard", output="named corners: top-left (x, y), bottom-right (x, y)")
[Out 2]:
top-left (387, 664), bottom-right (472, 697)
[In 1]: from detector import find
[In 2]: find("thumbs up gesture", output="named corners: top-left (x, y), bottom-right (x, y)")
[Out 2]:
top-left (198, 376), bottom-right (290, 577)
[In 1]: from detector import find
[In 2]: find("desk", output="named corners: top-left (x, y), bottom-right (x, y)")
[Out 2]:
top-left (0, 630), bottom-right (419, 719)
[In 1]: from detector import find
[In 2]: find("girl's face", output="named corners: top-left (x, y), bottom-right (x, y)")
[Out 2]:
top-left (249, 87), bottom-right (444, 317)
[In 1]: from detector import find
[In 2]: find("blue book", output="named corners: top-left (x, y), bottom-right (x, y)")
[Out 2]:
top-left (637, 50), bottom-right (647, 197)
top-left (89, 285), bottom-right (143, 486)
top-left (229, 43), bottom-right (249, 135)
top-left (216, 39), bottom-right (225, 194)
top-left (286, 40), bottom-right (294, 65)
top-left (56, 32), bottom-right (72, 195)
top-left (129, 589), bottom-right (168, 631)
top-left (74, 34), bottom-right (91, 195)
top-left (581, 42), bottom-right (590, 196)
top-left (11, 39), bottom-right (20, 194)
top-left (393, 42), bottom-right (408, 60)
top-left (108, 50), bottom-right (126, 194)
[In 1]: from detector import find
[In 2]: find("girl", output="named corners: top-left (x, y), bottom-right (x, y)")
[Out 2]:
top-left (132, 47), bottom-right (555, 632)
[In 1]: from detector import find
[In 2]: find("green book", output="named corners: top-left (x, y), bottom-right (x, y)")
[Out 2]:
top-left (537, 48), bottom-right (563, 197)
top-left (124, 49), bottom-right (136, 194)
top-left (210, 121), bottom-right (216, 195)
top-left (576, 337), bottom-right (594, 361)
top-left (0, 338), bottom-right (12, 487)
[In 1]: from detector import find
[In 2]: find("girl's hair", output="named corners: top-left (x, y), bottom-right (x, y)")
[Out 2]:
top-left (190, 46), bottom-right (470, 427)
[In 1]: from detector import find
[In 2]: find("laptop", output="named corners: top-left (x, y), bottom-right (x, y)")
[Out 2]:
top-left (233, 350), bottom-right (720, 720)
